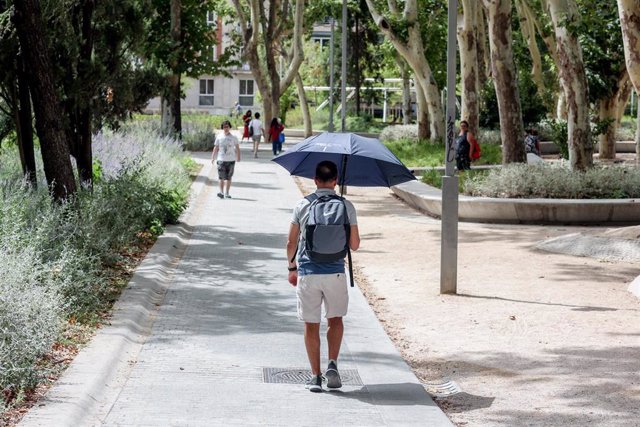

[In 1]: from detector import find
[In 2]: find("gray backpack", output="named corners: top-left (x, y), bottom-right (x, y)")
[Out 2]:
top-left (304, 193), bottom-right (350, 263)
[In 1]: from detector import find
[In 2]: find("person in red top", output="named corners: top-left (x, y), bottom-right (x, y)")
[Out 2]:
top-left (268, 117), bottom-right (285, 156)
top-left (241, 110), bottom-right (252, 142)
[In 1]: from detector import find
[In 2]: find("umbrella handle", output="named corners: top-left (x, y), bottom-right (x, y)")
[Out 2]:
top-left (339, 155), bottom-right (348, 196)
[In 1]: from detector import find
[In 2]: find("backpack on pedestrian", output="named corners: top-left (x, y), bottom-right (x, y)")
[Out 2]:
top-left (525, 134), bottom-right (538, 155)
top-left (470, 138), bottom-right (481, 160)
top-left (248, 120), bottom-right (254, 137)
top-left (304, 193), bottom-right (354, 286)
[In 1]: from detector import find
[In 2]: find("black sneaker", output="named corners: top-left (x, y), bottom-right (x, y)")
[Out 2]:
top-left (217, 192), bottom-right (224, 199)
top-left (325, 360), bottom-right (342, 389)
top-left (305, 374), bottom-right (323, 393)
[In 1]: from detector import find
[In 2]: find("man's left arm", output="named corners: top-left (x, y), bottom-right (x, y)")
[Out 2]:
top-left (347, 202), bottom-right (360, 251)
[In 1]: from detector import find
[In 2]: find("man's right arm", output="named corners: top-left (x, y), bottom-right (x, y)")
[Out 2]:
top-left (286, 223), bottom-right (300, 267)
top-left (211, 143), bottom-right (219, 162)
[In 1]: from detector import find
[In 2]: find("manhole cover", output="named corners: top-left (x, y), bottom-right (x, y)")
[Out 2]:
top-left (263, 367), bottom-right (363, 385)
top-left (422, 379), bottom-right (461, 397)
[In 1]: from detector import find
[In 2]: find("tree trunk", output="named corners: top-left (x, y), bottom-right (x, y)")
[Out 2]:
top-left (598, 72), bottom-right (630, 159)
top-left (15, 54), bottom-right (37, 186)
top-left (354, 15), bottom-right (361, 116)
top-left (636, 104), bottom-right (640, 162)
top-left (365, 0), bottom-right (445, 141)
top-left (295, 73), bottom-right (312, 137)
top-left (515, 0), bottom-right (545, 94)
top-left (232, 0), bottom-right (305, 136)
top-left (13, 0), bottom-right (77, 200)
top-left (482, 0), bottom-right (526, 164)
top-left (77, 108), bottom-right (93, 184)
top-left (617, 0), bottom-right (640, 162)
top-left (458, 0), bottom-right (480, 134)
top-left (415, 81), bottom-right (431, 140)
top-left (398, 58), bottom-right (412, 125)
top-left (547, 0), bottom-right (592, 170)
top-left (597, 97), bottom-right (617, 159)
top-left (168, 0), bottom-right (182, 139)
top-left (476, 5), bottom-right (491, 85)
top-left (76, 0), bottom-right (95, 185)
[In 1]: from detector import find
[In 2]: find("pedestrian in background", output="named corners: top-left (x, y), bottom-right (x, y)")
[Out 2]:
top-left (455, 120), bottom-right (477, 171)
top-left (250, 112), bottom-right (263, 158)
top-left (241, 110), bottom-right (252, 143)
top-left (268, 117), bottom-right (285, 156)
top-left (211, 120), bottom-right (240, 199)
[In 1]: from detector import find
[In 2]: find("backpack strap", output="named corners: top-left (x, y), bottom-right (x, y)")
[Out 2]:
top-left (290, 194), bottom-right (319, 263)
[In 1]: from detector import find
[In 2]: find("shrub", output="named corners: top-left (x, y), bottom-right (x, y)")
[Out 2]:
top-left (379, 124), bottom-right (419, 142)
top-left (0, 127), bottom-right (192, 403)
top-left (464, 163), bottom-right (640, 199)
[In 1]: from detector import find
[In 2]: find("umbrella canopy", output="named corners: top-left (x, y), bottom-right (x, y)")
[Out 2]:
top-left (272, 132), bottom-right (416, 187)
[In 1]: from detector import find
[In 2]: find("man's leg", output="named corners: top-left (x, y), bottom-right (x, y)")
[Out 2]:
top-left (224, 179), bottom-right (232, 197)
top-left (325, 318), bottom-right (343, 389)
top-left (217, 179), bottom-right (225, 198)
top-left (326, 317), bottom-right (343, 361)
top-left (304, 322), bottom-right (321, 375)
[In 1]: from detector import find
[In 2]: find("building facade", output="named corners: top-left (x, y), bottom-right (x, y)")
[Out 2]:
top-left (145, 11), bottom-right (257, 116)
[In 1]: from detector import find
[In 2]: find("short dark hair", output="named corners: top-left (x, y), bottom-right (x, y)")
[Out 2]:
top-left (221, 120), bottom-right (231, 128)
top-left (255, 112), bottom-right (261, 119)
top-left (315, 161), bottom-right (338, 182)
top-left (460, 120), bottom-right (469, 127)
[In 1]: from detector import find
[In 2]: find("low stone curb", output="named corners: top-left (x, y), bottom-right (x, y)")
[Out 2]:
top-left (392, 180), bottom-right (640, 225)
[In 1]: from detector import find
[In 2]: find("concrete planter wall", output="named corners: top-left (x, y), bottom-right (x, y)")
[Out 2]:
top-left (392, 180), bottom-right (640, 225)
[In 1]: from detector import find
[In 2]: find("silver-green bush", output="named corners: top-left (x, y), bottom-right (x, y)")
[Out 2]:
top-left (0, 128), bottom-right (191, 399)
top-left (464, 163), bottom-right (640, 199)
top-left (379, 124), bottom-right (419, 142)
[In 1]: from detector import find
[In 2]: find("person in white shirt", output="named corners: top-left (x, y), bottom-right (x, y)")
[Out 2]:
top-left (211, 120), bottom-right (241, 199)
top-left (250, 112), bottom-right (263, 158)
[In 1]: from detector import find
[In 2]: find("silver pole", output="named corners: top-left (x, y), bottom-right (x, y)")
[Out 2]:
top-left (440, 0), bottom-right (459, 294)
top-left (328, 18), bottom-right (335, 133)
top-left (340, 0), bottom-right (347, 132)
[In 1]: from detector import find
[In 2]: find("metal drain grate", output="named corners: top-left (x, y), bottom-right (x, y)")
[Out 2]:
top-left (422, 379), bottom-right (461, 397)
top-left (263, 367), bottom-right (364, 385)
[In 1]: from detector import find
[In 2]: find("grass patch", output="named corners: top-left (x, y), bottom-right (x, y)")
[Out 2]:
top-left (384, 138), bottom-right (502, 167)
top-left (421, 168), bottom-right (490, 192)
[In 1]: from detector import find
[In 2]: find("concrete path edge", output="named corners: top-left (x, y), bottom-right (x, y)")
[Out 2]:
top-left (392, 180), bottom-right (640, 225)
top-left (19, 162), bottom-right (214, 426)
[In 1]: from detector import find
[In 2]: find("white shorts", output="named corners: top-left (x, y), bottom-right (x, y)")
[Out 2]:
top-left (296, 273), bottom-right (348, 323)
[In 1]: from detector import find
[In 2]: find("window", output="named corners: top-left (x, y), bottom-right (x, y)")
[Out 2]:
top-left (207, 11), bottom-right (216, 25)
top-left (239, 79), bottom-right (254, 106)
top-left (199, 79), bottom-right (214, 106)
top-left (312, 37), bottom-right (331, 50)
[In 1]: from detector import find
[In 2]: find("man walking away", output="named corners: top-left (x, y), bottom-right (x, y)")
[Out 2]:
top-left (286, 161), bottom-right (360, 392)
top-left (211, 120), bottom-right (240, 199)
top-left (250, 112), bottom-right (263, 158)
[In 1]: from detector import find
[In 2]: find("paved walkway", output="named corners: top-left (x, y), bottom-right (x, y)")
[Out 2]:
top-left (20, 141), bottom-right (451, 426)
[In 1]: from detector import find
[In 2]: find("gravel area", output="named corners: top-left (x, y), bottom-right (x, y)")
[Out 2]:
top-left (297, 179), bottom-right (640, 427)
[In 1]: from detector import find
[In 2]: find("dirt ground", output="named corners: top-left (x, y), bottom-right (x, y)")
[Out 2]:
top-left (298, 178), bottom-right (640, 427)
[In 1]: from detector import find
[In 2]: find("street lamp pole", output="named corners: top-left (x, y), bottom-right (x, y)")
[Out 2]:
top-left (328, 17), bottom-right (335, 133)
top-left (340, 0), bottom-right (347, 132)
top-left (440, 0), bottom-right (459, 294)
